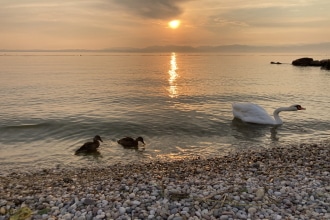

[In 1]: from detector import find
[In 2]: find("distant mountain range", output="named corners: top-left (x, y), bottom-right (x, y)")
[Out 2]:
top-left (1, 42), bottom-right (330, 53)
top-left (105, 42), bottom-right (330, 53)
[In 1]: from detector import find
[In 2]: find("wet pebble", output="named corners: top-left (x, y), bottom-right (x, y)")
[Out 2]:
top-left (1, 142), bottom-right (329, 219)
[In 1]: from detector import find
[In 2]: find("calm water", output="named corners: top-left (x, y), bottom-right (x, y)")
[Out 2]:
top-left (1, 52), bottom-right (329, 175)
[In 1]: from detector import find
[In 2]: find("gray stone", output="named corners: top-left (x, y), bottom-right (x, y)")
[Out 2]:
top-left (170, 208), bottom-right (178, 215)
top-left (82, 198), bottom-right (95, 205)
top-left (219, 215), bottom-right (229, 220)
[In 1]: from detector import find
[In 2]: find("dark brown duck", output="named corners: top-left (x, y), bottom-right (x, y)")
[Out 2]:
top-left (75, 135), bottom-right (103, 154)
top-left (117, 136), bottom-right (145, 148)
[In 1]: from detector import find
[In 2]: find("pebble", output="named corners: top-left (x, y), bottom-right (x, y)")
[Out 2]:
top-left (255, 187), bottom-right (265, 200)
top-left (0, 142), bottom-right (329, 219)
top-left (248, 207), bottom-right (257, 215)
top-left (219, 215), bottom-right (229, 220)
top-left (82, 198), bottom-right (94, 205)
top-left (0, 208), bottom-right (5, 215)
top-left (118, 207), bottom-right (126, 214)
top-left (274, 191), bottom-right (282, 196)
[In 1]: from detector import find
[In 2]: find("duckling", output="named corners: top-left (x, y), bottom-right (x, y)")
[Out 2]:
top-left (117, 136), bottom-right (145, 148)
top-left (75, 135), bottom-right (103, 154)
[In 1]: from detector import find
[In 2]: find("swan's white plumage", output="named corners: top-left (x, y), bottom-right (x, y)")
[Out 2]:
top-left (232, 103), bottom-right (276, 124)
top-left (232, 103), bottom-right (305, 125)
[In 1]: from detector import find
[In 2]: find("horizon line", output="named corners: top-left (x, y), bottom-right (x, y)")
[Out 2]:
top-left (1, 42), bottom-right (330, 53)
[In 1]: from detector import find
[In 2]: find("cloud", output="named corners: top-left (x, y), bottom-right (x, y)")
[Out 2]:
top-left (112, 0), bottom-right (190, 20)
top-left (209, 16), bottom-right (249, 27)
top-left (207, 1), bottom-right (330, 29)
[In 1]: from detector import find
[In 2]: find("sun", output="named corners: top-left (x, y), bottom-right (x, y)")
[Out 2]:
top-left (168, 20), bottom-right (180, 29)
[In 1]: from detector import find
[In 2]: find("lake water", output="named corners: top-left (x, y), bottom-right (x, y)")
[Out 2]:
top-left (1, 52), bottom-right (329, 175)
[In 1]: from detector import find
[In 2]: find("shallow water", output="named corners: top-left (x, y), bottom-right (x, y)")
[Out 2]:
top-left (0, 52), bottom-right (329, 174)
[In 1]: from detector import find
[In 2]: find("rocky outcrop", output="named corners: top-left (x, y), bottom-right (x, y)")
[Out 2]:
top-left (292, 57), bottom-right (314, 66)
top-left (321, 59), bottom-right (330, 70)
top-left (292, 57), bottom-right (330, 70)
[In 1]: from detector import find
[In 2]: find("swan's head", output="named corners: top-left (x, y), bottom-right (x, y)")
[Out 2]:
top-left (290, 104), bottom-right (306, 111)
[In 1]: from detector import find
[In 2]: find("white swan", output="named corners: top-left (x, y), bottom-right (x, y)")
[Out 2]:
top-left (232, 103), bottom-right (305, 125)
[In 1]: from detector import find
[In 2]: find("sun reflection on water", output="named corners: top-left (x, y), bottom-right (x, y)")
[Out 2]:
top-left (168, 52), bottom-right (179, 98)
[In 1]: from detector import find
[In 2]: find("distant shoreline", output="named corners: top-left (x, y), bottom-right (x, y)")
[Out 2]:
top-left (1, 42), bottom-right (330, 54)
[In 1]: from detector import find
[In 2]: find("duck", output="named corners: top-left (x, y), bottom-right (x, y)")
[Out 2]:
top-left (232, 103), bottom-right (306, 125)
top-left (75, 135), bottom-right (103, 154)
top-left (117, 136), bottom-right (145, 148)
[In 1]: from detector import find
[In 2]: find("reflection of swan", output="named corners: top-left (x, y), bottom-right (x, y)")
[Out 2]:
top-left (232, 103), bottom-right (305, 125)
top-left (231, 118), bottom-right (280, 141)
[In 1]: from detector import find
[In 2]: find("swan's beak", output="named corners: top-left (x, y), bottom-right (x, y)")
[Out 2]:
top-left (299, 107), bottom-right (306, 110)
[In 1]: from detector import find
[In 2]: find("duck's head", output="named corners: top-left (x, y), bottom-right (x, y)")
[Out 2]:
top-left (94, 135), bottom-right (103, 142)
top-left (136, 136), bottom-right (145, 145)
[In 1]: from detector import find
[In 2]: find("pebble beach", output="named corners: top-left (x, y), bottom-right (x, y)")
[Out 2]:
top-left (1, 142), bottom-right (329, 220)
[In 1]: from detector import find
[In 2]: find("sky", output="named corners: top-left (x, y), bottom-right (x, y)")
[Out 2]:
top-left (1, 0), bottom-right (330, 50)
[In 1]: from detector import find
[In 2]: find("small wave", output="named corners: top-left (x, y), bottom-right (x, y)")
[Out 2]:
top-left (3, 123), bottom-right (52, 129)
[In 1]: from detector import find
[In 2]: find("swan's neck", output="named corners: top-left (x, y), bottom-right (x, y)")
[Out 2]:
top-left (273, 107), bottom-right (294, 125)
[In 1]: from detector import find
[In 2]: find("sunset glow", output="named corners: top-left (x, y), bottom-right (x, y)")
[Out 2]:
top-left (168, 20), bottom-right (180, 29)
top-left (0, 1), bottom-right (329, 50)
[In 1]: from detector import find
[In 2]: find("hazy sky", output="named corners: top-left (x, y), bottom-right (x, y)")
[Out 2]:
top-left (1, 0), bottom-right (330, 50)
